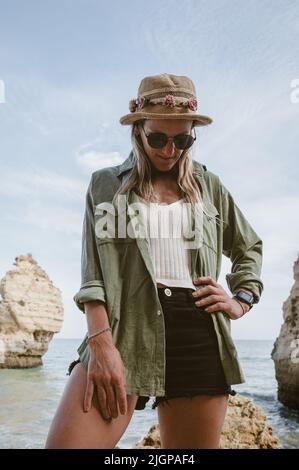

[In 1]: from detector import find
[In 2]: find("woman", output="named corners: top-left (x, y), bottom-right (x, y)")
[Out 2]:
top-left (45, 73), bottom-right (263, 449)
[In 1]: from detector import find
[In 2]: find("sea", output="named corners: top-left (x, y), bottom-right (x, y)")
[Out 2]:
top-left (0, 339), bottom-right (298, 449)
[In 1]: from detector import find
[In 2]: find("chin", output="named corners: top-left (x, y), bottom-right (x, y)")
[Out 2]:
top-left (155, 162), bottom-right (176, 171)
top-left (149, 155), bottom-right (178, 172)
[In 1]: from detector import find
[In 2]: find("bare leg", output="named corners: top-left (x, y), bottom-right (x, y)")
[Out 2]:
top-left (157, 394), bottom-right (228, 449)
top-left (45, 363), bottom-right (138, 449)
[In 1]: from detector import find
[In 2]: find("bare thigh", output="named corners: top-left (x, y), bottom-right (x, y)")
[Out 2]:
top-left (45, 363), bottom-right (138, 449)
top-left (157, 394), bottom-right (229, 449)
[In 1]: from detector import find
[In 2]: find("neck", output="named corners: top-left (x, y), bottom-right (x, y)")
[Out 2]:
top-left (151, 162), bottom-right (179, 182)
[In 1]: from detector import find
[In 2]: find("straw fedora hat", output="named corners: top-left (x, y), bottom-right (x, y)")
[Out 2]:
top-left (119, 73), bottom-right (212, 127)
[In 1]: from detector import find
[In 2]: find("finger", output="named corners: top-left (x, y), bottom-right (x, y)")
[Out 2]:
top-left (115, 381), bottom-right (127, 415)
top-left (106, 383), bottom-right (118, 419)
top-left (205, 301), bottom-right (227, 313)
top-left (195, 294), bottom-right (225, 307)
top-left (84, 377), bottom-right (94, 412)
top-left (194, 276), bottom-right (218, 287)
top-left (192, 285), bottom-right (218, 298)
top-left (96, 384), bottom-right (111, 421)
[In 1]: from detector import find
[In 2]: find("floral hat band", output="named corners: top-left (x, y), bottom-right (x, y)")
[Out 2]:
top-left (119, 73), bottom-right (213, 127)
top-left (129, 94), bottom-right (198, 113)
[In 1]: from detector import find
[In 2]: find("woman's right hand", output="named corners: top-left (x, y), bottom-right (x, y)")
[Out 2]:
top-left (84, 333), bottom-right (127, 421)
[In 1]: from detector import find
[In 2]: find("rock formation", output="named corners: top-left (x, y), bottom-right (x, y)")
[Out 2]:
top-left (0, 254), bottom-right (63, 368)
top-left (134, 394), bottom-right (279, 449)
top-left (271, 254), bottom-right (299, 409)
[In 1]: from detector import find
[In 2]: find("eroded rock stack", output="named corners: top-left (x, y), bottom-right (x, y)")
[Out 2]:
top-left (134, 394), bottom-right (279, 449)
top-left (271, 254), bottom-right (299, 409)
top-left (0, 254), bottom-right (63, 368)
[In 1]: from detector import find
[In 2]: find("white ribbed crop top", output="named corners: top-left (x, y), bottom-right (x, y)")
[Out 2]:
top-left (133, 191), bottom-right (196, 290)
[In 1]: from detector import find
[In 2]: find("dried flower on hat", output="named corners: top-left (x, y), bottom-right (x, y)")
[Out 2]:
top-left (129, 96), bottom-right (147, 112)
top-left (137, 95), bottom-right (146, 109)
top-left (163, 94), bottom-right (177, 107)
top-left (187, 97), bottom-right (198, 111)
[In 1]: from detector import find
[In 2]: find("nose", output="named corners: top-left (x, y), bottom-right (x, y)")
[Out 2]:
top-left (159, 138), bottom-right (176, 157)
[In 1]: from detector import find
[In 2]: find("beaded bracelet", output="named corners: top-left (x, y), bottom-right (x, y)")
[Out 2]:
top-left (87, 327), bottom-right (112, 343)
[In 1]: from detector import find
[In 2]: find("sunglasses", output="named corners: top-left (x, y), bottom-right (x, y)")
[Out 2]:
top-left (141, 126), bottom-right (196, 150)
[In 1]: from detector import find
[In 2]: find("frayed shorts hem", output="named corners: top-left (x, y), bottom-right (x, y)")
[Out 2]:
top-left (136, 388), bottom-right (237, 411)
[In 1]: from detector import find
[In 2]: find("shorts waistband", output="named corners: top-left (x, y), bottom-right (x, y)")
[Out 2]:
top-left (157, 286), bottom-right (196, 292)
top-left (157, 286), bottom-right (196, 300)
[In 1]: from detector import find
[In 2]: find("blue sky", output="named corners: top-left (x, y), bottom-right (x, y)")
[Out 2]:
top-left (0, 0), bottom-right (298, 340)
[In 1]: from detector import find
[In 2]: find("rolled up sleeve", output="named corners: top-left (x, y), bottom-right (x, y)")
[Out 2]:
top-left (219, 180), bottom-right (264, 304)
top-left (73, 174), bottom-right (106, 313)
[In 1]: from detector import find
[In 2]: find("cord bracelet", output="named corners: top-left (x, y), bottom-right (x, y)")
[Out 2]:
top-left (233, 298), bottom-right (247, 316)
top-left (87, 327), bottom-right (112, 343)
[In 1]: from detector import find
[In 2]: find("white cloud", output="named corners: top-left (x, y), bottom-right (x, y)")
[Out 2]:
top-left (77, 150), bottom-right (123, 173)
top-left (6, 200), bottom-right (83, 236)
top-left (0, 169), bottom-right (86, 200)
top-left (76, 135), bottom-right (124, 174)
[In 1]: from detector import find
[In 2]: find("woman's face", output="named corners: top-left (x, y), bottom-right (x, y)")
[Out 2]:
top-left (136, 119), bottom-right (194, 173)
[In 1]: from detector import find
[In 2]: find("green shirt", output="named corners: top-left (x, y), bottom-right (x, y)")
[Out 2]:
top-left (73, 151), bottom-right (264, 396)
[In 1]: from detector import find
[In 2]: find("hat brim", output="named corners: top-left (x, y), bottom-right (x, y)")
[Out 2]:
top-left (119, 112), bottom-right (213, 127)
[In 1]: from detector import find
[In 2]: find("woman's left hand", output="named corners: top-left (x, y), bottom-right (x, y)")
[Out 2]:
top-left (192, 276), bottom-right (250, 320)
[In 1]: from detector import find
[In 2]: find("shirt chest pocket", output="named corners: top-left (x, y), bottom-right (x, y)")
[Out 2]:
top-left (94, 204), bottom-right (132, 240)
top-left (95, 231), bottom-right (137, 271)
top-left (94, 209), bottom-right (139, 277)
top-left (95, 235), bottom-right (140, 319)
top-left (202, 202), bottom-right (219, 254)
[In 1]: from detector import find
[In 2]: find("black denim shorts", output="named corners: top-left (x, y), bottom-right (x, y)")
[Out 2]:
top-left (67, 286), bottom-right (236, 411)
top-left (135, 286), bottom-right (236, 410)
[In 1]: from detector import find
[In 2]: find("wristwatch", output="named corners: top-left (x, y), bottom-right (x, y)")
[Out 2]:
top-left (233, 290), bottom-right (255, 310)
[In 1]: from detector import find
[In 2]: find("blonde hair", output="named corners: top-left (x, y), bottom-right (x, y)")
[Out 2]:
top-left (113, 119), bottom-right (202, 206)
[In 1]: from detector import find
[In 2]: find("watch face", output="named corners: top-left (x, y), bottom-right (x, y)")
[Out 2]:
top-left (237, 290), bottom-right (253, 303)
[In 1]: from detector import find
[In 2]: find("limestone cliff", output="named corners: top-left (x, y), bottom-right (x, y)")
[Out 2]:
top-left (271, 254), bottom-right (299, 409)
top-left (0, 254), bottom-right (63, 368)
top-left (134, 394), bottom-right (279, 449)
